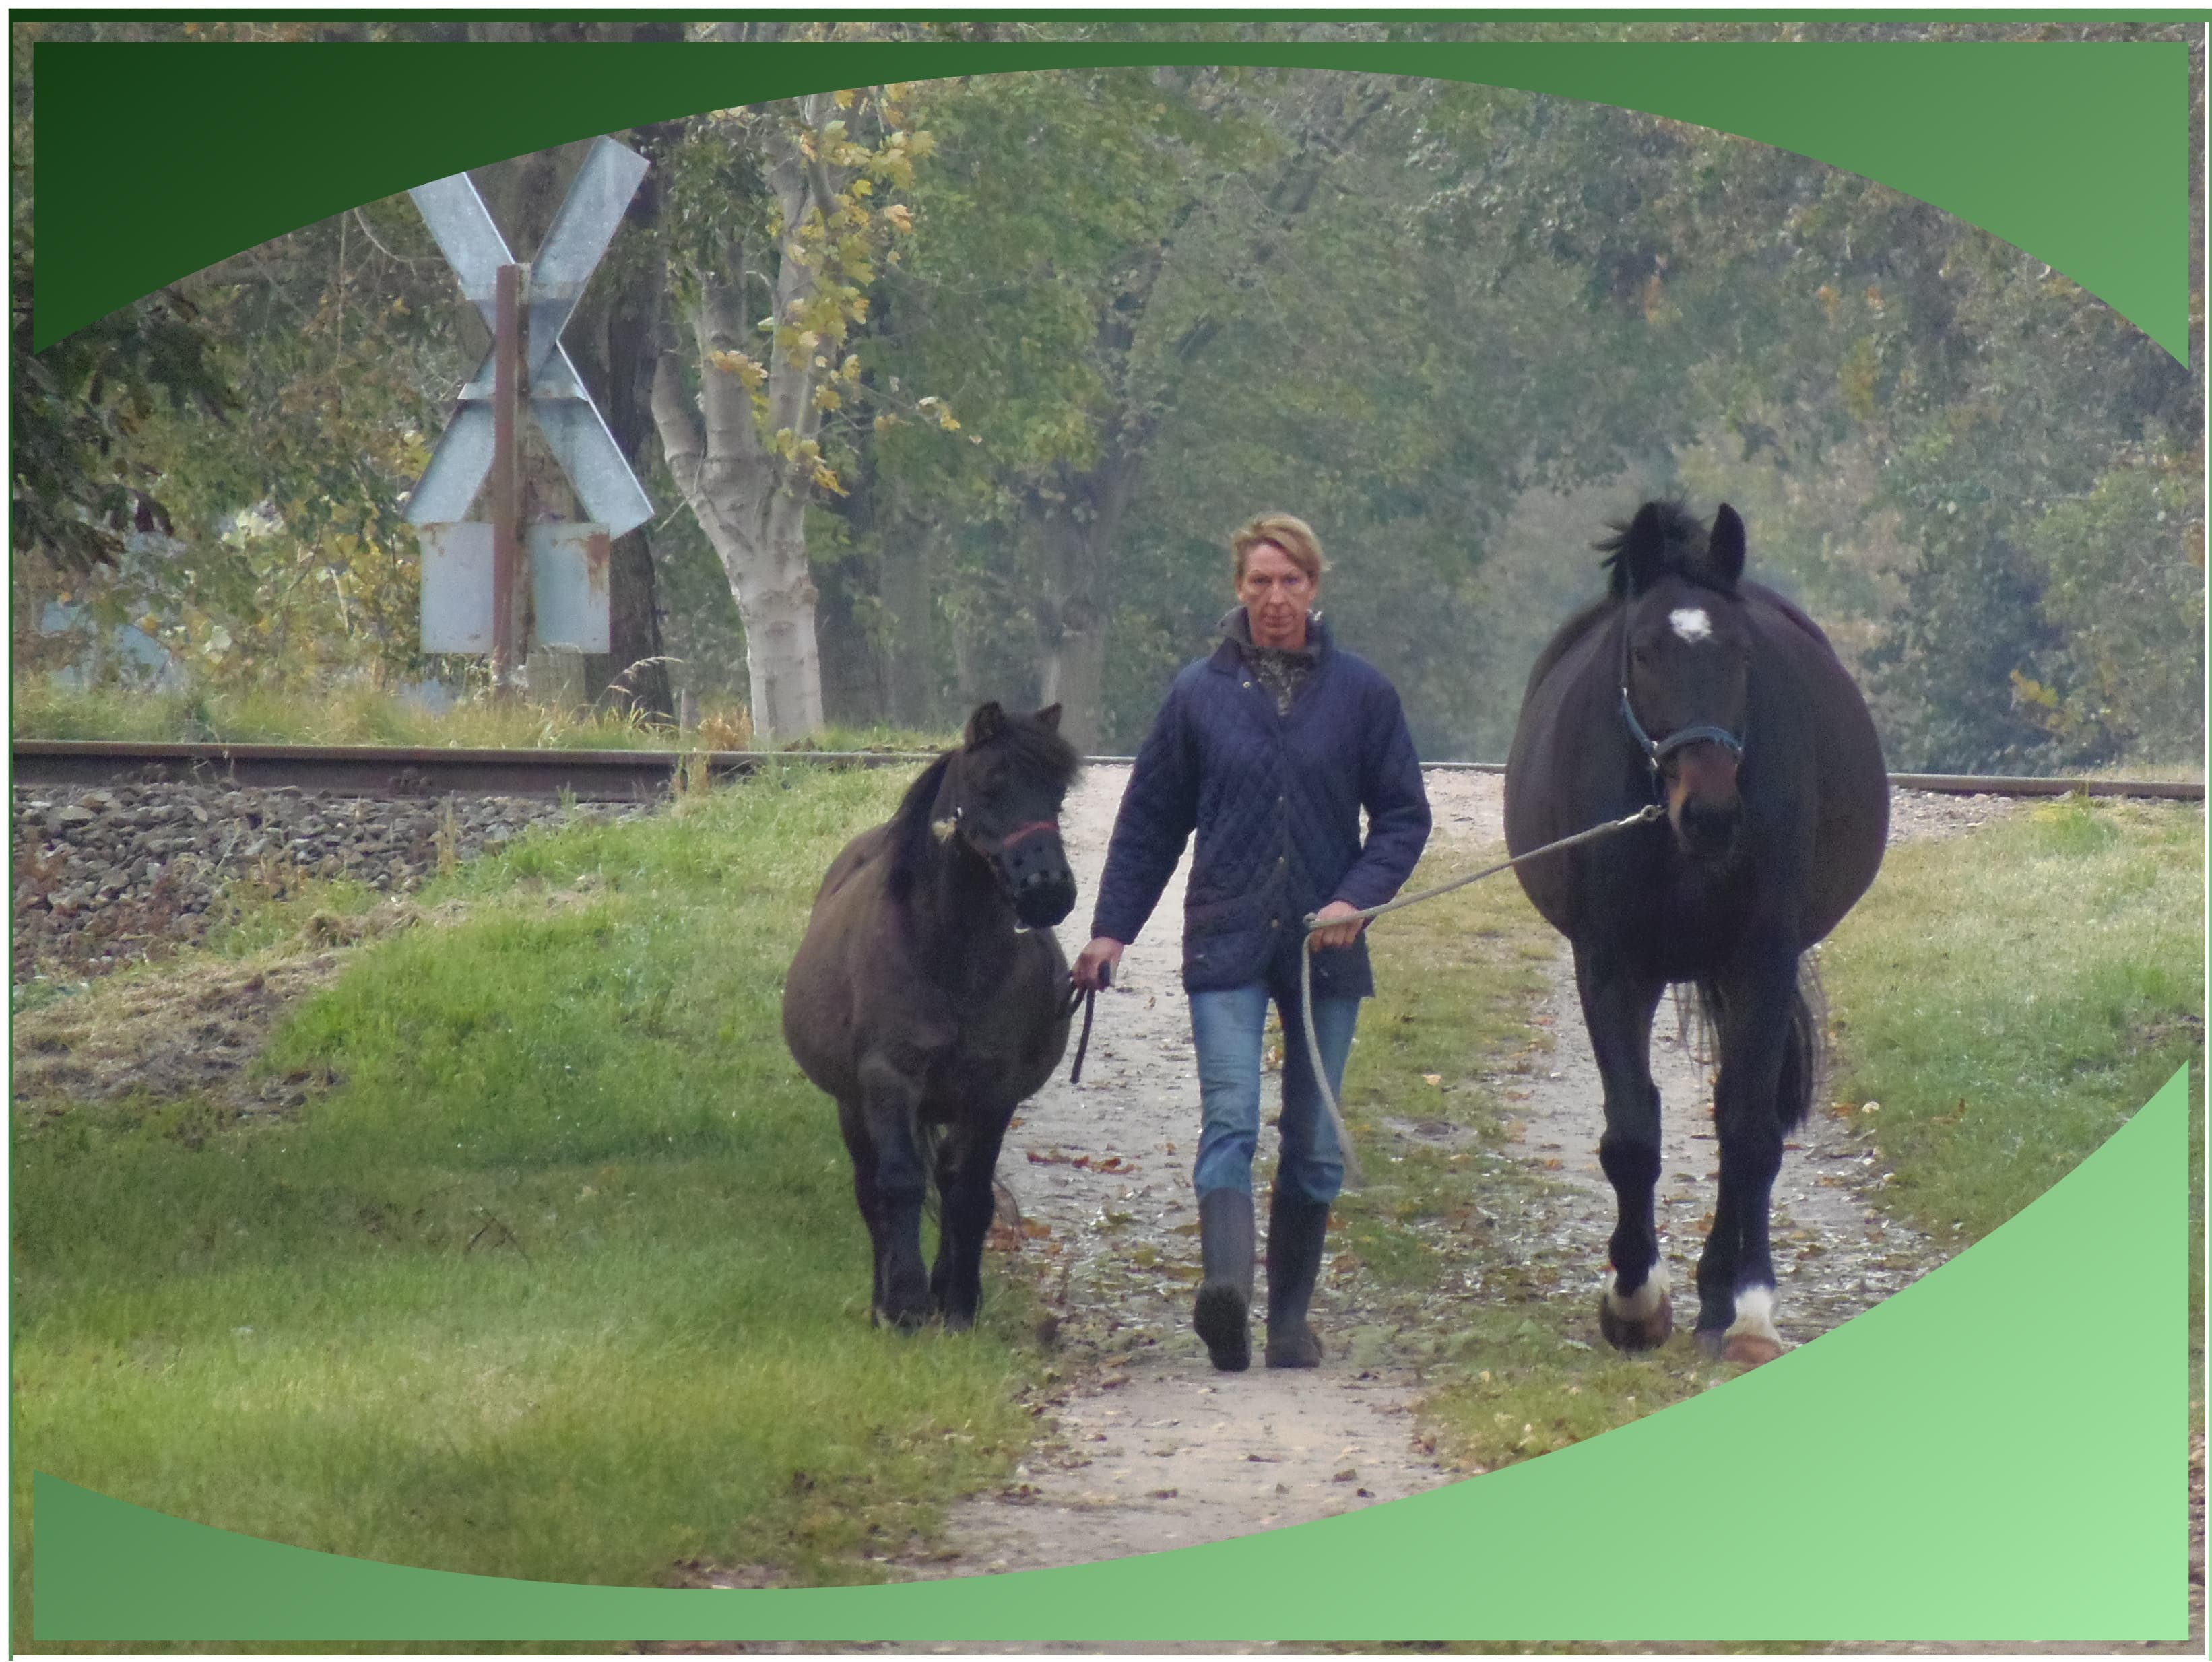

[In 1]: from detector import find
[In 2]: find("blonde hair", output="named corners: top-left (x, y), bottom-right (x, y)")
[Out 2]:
top-left (1231, 513), bottom-right (1324, 586)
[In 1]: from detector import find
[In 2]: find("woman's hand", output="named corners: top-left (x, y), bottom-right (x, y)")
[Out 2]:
top-left (1072, 937), bottom-right (1125, 991)
top-left (1307, 900), bottom-right (1367, 952)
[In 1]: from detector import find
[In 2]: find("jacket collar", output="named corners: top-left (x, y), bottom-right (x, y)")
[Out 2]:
top-left (1210, 605), bottom-right (1332, 673)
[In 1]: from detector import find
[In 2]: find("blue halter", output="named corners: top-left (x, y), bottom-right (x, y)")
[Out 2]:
top-left (1619, 688), bottom-right (1745, 772)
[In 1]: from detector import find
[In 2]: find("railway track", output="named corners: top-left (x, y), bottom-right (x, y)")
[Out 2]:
top-left (9, 739), bottom-right (2205, 802)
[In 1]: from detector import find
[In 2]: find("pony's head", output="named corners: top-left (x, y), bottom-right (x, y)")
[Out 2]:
top-left (1600, 501), bottom-right (1753, 865)
top-left (923, 702), bottom-right (1082, 928)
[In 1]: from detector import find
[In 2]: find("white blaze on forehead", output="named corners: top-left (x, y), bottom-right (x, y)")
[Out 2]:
top-left (1669, 606), bottom-right (1714, 644)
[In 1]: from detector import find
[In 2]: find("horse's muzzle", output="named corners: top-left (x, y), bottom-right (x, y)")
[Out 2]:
top-left (1672, 797), bottom-right (1741, 864)
top-left (1013, 868), bottom-right (1078, 929)
top-left (989, 823), bottom-right (1077, 929)
top-left (1664, 748), bottom-right (1743, 865)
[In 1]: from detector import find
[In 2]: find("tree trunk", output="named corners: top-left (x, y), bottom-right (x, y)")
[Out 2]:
top-left (877, 511), bottom-right (936, 729)
top-left (651, 271), bottom-right (826, 746)
top-left (1031, 435), bottom-right (1146, 754)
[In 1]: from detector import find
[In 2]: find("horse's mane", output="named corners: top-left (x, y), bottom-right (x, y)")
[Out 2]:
top-left (1597, 500), bottom-right (1713, 601)
top-left (884, 715), bottom-right (1081, 904)
top-left (1522, 502), bottom-right (1732, 698)
top-left (886, 750), bottom-right (958, 903)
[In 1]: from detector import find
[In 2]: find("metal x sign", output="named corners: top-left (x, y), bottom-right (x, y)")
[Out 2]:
top-left (405, 136), bottom-right (653, 537)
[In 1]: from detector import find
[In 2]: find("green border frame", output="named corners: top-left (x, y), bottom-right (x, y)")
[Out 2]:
top-left (18, 26), bottom-right (2201, 1644)
top-left (28, 36), bottom-right (2190, 357)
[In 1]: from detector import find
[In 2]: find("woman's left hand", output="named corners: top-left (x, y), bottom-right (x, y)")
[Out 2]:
top-left (1307, 899), bottom-right (1367, 951)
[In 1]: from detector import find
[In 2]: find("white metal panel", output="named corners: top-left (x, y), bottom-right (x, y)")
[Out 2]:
top-left (418, 521), bottom-right (497, 653)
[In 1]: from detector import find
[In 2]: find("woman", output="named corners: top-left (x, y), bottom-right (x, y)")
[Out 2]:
top-left (1072, 514), bottom-right (1431, 1371)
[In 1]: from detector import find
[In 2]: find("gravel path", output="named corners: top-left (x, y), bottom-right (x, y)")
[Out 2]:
top-left (915, 773), bottom-right (2023, 1587)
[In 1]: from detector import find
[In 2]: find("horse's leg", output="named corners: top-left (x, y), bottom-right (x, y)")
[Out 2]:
top-left (855, 1059), bottom-right (932, 1331)
top-left (1695, 952), bottom-right (1797, 1366)
top-left (929, 1112), bottom-right (1012, 1332)
top-left (835, 1099), bottom-right (895, 1323)
top-left (1577, 949), bottom-right (1672, 1352)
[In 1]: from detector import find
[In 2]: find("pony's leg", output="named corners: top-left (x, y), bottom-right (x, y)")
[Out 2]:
top-left (835, 1098), bottom-right (895, 1323)
top-left (929, 1112), bottom-right (1012, 1332)
top-left (1576, 950), bottom-right (1672, 1352)
top-left (1695, 954), bottom-right (1798, 1366)
top-left (855, 1059), bottom-right (932, 1331)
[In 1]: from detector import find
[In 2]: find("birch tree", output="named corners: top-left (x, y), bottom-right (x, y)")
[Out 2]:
top-left (651, 68), bottom-right (932, 744)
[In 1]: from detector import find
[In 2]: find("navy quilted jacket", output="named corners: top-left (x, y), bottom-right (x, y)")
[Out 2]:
top-left (1091, 612), bottom-right (1432, 997)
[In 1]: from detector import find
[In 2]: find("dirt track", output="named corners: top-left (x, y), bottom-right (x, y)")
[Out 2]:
top-left (913, 770), bottom-right (2017, 1587)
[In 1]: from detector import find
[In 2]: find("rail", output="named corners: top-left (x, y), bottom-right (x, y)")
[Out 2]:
top-left (9, 739), bottom-right (2204, 802)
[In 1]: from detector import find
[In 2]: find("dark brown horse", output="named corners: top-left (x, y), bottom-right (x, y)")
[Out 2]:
top-left (1505, 502), bottom-right (1888, 1364)
top-left (783, 702), bottom-right (1081, 1331)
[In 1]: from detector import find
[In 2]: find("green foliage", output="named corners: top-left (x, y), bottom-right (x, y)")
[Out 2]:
top-left (9, 282), bottom-right (235, 582)
top-left (11, 768), bottom-right (1046, 1632)
top-left (2014, 455), bottom-right (2206, 766)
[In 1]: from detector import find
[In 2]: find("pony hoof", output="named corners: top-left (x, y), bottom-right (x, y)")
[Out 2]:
top-left (1722, 1331), bottom-right (1784, 1368)
top-left (1596, 1289), bottom-right (1673, 1352)
top-left (876, 1299), bottom-right (931, 1334)
top-left (1694, 1327), bottom-right (1725, 1358)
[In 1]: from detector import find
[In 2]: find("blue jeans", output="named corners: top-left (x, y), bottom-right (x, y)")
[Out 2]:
top-left (1188, 979), bottom-right (1360, 1206)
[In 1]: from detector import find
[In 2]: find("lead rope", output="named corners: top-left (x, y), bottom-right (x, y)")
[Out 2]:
top-left (1299, 803), bottom-right (1664, 1189)
top-left (1066, 972), bottom-right (1102, 1084)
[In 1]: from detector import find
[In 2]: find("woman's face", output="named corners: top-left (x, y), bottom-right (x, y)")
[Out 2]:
top-left (1238, 539), bottom-right (1318, 651)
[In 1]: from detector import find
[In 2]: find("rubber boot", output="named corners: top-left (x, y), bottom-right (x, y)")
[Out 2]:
top-left (1192, 1188), bottom-right (1256, 1372)
top-left (1264, 1187), bottom-right (1331, 1368)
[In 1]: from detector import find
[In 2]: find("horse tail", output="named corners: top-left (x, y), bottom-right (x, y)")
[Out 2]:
top-left (1778, 958), bottom-right (1825, 1134)
top-left (1683, 957), bottom-right (1824, 1133)
top-left (915, 1110), bottom-right (947, 1228)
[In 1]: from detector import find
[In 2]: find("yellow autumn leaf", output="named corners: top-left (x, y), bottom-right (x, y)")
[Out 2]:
top-left (883, 203), bottom-right (913, 234)
top-left (814, 385), bottom-right (841, 412)
top-left (812, 463), bottom-right (846, 496)
top-left (707, 350), bottom-right (767, 389)
top-left (833, 87), bottom-right (855, 108)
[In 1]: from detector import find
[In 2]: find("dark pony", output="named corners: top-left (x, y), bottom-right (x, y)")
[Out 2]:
top-left (783, 702), bottom-right (1082, 1331)
top-left (1505, 502), bottom-right (1889, 1364)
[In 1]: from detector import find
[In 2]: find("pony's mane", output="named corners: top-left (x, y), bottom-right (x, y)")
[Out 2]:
top-left (1597, 499), bottom-right (1712, 601)
top-left (884, 716), bottom-right (1082, 903)
top-left (885, 750), bottom-right (958, 902)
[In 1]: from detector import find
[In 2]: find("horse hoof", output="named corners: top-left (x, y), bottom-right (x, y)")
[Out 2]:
top-left (1596, 1288), bottom-right (1672, 1352)
top-left (1722, 1331), bottom-right (1784, 1368)
top-left (1601, 1282), bottom-right (1663, 1352)
top-left (876, 1298), bottom-right (931, 1334)
top-left (1694, 1327), bottom-right (1725, 1358)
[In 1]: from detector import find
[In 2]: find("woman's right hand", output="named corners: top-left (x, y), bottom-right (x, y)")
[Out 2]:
top-left (1072, 937), bottom-right (1124, 992)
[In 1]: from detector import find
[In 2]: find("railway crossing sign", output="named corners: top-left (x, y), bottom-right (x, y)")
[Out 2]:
top-left (407, 137), bottom-right (651, 676)
top-left (407, 137), bottom-right (652, 535)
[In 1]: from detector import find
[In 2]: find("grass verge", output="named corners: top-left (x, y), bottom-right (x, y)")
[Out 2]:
top-left (11, 763), bottom-right (1047, 1651)
top-left (11, 676), bottom-right (954, 755)
top-left (1819, 794), bottom-right (2205, 1397)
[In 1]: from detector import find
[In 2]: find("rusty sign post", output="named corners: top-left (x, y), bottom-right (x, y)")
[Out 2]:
top-left (490, 261), bottom-right (523, 690)
top-left (408, 138), bottom-right (652, 686)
